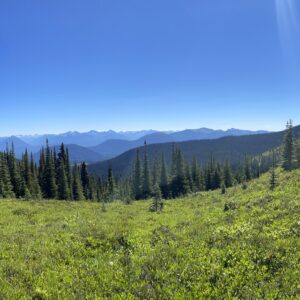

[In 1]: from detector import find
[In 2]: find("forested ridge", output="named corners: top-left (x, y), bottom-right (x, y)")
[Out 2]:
top-left (0, 122), bottom-right (299, 202)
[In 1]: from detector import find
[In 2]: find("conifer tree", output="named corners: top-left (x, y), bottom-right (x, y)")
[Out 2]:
top-left (72, 163), bottom-right (84, 201)
top-left (107, 162), bottom-right (116, 200)
top-left (80, 162), bottom-right (90, 200)
top-left (282, 120), bottom-right (294, 171)
top-left (191, 156), bottom-right (201, 192)
top-left (42, 141), bottom-right (57, 199)
top-left (142, 142), bottom-right (151, 198)
top-left (295, 139), bottom-right (300, 169)
top-left (160, 153), bottom-right (169, 199)
top-left (30, 154), bottom-right (42, 199)
top-left (270, 150), bottom-right (278, 191)
top-left (132, 149), bottom-right (142, 200)
top-left (0, 153), bottom-right (15, 198)
top-left (7, 144), bottom-right (23, 197)
top-left (170, 147), bottom-right (188, 197)
top-left (149, 183), bottom-right (164, 212)
top-left (223, 160), bottom-right (233, 188)
top-left (244, 156), bottom-right (252, 181)
top-left (151, 158), bottom-right (159, 186)
top-left (57, 160), bottom-right (70, 200)
top-left (22, 149), bottom-right (32, 192)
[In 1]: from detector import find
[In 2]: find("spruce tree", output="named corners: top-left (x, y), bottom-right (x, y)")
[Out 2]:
top-left (244, 156), bottom-right (252, 181)
top-left (160, 153), bottom-right (169, 199)
top-left (57, 160), bottom-right (70, 200)
top-left (132, 149), bottom-right (142, 200)
top-left (191, 156), bottom-right (201, 192)
top-left (149, 183), bottom-right (164, 212)
top-left (7, 144), bottom-right (23, 197)
top-left (0, 153), bottom-right (15, 198)
top-left (142, 142), bottom-right (151, 199)
top-left (282, 120), bottom-right (294, 171)
top-left (223, 160), bottom-right (233, 188)
top-left (295, 139), bottom-right (300, 169)
top-left (42, 141), bottom-right (57, 199)
top-left (170, 147), bottom-right (188, 197)
top-left (107, 163), bottom-right (116, 201)
top-left (80, 162), bottom-right (90, 200)
top-left (270, 150), bottom-right (278, 191)
top-left (72, 163), bottom-right (84, 201)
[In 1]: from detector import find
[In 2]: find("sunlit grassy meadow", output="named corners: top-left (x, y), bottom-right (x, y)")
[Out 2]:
top-left (0, 169), bottom-right (300, 299)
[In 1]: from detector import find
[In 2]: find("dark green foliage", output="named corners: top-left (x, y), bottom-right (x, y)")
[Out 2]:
top-left (270, 151), bottom-right (278, 191)
top-left (149, 183), bottom-right (164, 212)
top-left (42, 141), bottom-right (57, 199)
top-left (282, 120), bottom-right (294, 171)
top-left (132, 150), bottom-right (142, 200)
top-left (0, 153), bottom-right (15, 198)
top-left (72, 164), bottom-right (84, 201)
top-left (221, 183), bottom-right (226, 194)
top-left (223, 160), bottom-right (233, 188)
top-left (141, 143), bottom-right (151, 199)
top-left (160, 154), bottom-right (169, 199)
top-left (81, 162), bottom-right (90, 200)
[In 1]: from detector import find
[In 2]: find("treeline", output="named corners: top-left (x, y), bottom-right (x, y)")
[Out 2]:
top-left (126, 142), bottom-right (281, 200)
top-left (1, 121), bottom-right (299, 202)
top-left (0, 142), bottom-right (111, 201)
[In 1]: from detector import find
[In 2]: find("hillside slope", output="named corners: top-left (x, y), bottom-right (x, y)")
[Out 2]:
top-left (32, 144), bottom-right (106, 164)
top-left (0, 169), bottom-right (299, 298)
top-left (88, 125), bottom-right (300, 177)
top-left (90, 129), bottom-right (269, 159)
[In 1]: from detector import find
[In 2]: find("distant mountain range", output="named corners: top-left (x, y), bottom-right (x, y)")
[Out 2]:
top-left (88, 126), bottom-right (300, 179)
top-left (0, 128), bottom-right (269, 163)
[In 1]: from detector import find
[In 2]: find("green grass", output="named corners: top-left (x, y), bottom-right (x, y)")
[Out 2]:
top-left (1, 169), bottom-right (300, 299)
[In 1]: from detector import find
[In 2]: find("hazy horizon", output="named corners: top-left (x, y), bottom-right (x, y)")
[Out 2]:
top-left (0, 126), bottom-right (275, 138)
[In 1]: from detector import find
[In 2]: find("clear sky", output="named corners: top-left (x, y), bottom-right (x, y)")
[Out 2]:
top-left (0, 0), bottom-right (300, 135)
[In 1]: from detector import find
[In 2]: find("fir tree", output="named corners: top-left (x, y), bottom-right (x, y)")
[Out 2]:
top-left (142, 142), bottom-right (151, 198)
top-left (132, 149), bottom-right (142, 200)
top-left (57, 160), bottom-right (70, 200)
top-left (42, 141), bottom-right (57, 199)
top-left (270, 150), bottom-right (278, 191)
top-left (191, 156), bottom-right (201, 192)
top-left (0, 153), bottom-right (15, 198)
top-left (80, 162), bottom-right (90, 200)
top-left (72, 163), bottom-right (84, 201)
top-left (282, 120), bottom-right (294, 171)
top-left (160, 153), bottom-right (169, 199)
top-left (107, 162), bottom-right (116, 201)
top-left (149, 183), bottom-right (164, 212)
top-left (223, 160), bottom-right (233, 188)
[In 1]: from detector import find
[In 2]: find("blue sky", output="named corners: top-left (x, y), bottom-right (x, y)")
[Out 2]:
top-left (0, 0), bottom-right (300, 135)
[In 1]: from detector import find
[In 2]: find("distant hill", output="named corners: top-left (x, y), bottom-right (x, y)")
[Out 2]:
top-left (0, 136), bottom-right (39, 158)
top-left (17, 130), bottom-right (158, 147)
top-left (90, 132), bottom-right (174, 158)
top-left (32, 144), bottom-right (106, 164)
top-left (90, 129), bottom-right (269, 158)
top-left (88, 126), bottom-right (300, 178)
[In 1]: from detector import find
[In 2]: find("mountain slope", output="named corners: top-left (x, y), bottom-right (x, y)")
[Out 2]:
top-left (90, 129), bottom-right (269, 159)
top-left (33, 144), bottom-right (106, 164)
top-left (88, 125), bottom-right (300, 178)
top-left (0, 136), bottom-right (39, 158)
top-left (90, 132), bottom-right (174, 158)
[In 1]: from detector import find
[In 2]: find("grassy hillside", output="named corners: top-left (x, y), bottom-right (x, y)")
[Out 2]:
top-left (0, 169), bottom-right (300, 298)
top-left (88, 125), bottom-right (300, 178)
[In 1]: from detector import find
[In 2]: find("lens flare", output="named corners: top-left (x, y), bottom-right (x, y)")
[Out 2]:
top-left (275, 0), bottom-right (299, 45)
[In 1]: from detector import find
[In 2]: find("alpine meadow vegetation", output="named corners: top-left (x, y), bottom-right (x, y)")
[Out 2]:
top-left (0, 168), bottom-right (300, 298)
